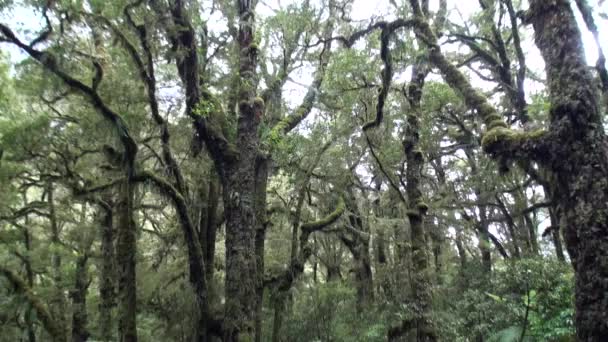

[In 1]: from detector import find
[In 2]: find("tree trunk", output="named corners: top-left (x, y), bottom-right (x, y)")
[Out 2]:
top-left (392, 53), bottom-right (436, 340)
top-left (47, 182), bottom-right (68, 341)
top-left (71, 254), bottom-right (90, 342)
top-left (116, 177), bottom-right (137, 342)
top-left (22, 194), bottom-right (37, 342)
top-left (254, 157), bottom-right (270, 342)
top-left (527, 1), bottom-right (608, 338)
top-left (98, 200), bottom-right (115, 342)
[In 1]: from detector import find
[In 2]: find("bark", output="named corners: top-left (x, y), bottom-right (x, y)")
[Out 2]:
top-left (222, 2), bottom-right (264, 340)
top-left (548, 206), bottom-right (566, 263)
top-left (270, 295), bottom-right (285, 342)
top-left (98, 201), bottom-right (115, 342)
top-left (22, 196), bottom-right (37, 342)
top-left (254, 157), bottom-right (270, 342)
top-left (525, 1), bottom-right (608, 338)
top-left (339, 188), bottom-right (373, 312)
top-left (400, 64), bottom-right (436, 341)
top-left (71, 254), bottom-right (90, 342)
top-left (199, 173), bottom-right (220, 284)
top-left (116, 176), bottom-right (137, 342)
top-left (410, 0), bottom-right (608, 338)
top-left (47, 182), bottom-right (68, 339)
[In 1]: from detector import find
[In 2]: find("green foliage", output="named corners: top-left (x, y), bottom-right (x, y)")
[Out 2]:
top-left (442, 258), bottom-right (574, 341)
top-left (280, 282), bottom-right (388, 342)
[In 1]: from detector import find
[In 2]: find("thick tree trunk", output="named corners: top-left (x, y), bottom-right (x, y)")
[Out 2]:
top-left (98, 201), bottom-right (115, 342)
top-left (71, 254), bottom-right (90, 342)
top-left (391, 56), bottom-right (436, 340)
top-left (116, 177), bottom-right (137, 342)
top-left (526, 1), bottom-right (608, 338)
top-left (253, 157), bottom-right (270, 342)
top-left (270, 295), bottom-right (285, 342)
top-left (341, 189), bottom-right (374, 312)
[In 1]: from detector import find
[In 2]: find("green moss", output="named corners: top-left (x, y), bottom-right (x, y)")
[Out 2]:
top-left (481, 127), bottom-right (546, 154)
top-left (416, 201), bottom-right (429, 213)
top-left (487, 119), bottom-right (508, 130)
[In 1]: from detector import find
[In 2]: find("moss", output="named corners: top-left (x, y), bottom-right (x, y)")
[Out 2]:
top-left (484, 113), bottom-right (503, 124)
top-left (416, 201), bottom-right (429, 213)
top-left (301, 197), bottom-right (345, 231)
top-left (253, 96), bottom-right (264, 109)
top-left (487, 119), bottom-right (508, 130)
top-left (481, 127), bottom-right (546, 154)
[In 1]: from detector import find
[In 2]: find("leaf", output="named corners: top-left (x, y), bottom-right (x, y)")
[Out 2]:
top-left (486, 292), bottom-right (505, 303)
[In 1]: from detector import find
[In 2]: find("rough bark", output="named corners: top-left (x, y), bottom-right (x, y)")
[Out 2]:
top-left (116, 176), bottom-right (137, 342)
top-left (526, 1), bottom-right (608, 338)
top-left (71, 254), bottom-right (90, 342)
top-left (98, 201), bottom-right (115, 342)
top-left (222, 2), bottom-right (264, 340)
top-left (410, 0), bottom-right (608, 338)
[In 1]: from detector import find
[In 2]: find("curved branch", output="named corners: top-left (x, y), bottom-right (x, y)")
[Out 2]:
top-left (0, 265), bottom-right (66, 342)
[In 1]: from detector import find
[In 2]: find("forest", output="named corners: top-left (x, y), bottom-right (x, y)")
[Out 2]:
top-left (0, 0), bottom-right (607, 341)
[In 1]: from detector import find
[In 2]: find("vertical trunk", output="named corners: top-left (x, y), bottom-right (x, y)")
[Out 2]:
top-left (71, 254), bottom-right (90, 342)
top-left (199, 174), bottom-right (220, 284)
top-left (222, 2), bottom-right (264, 338)
top-left (527, 1), bottom-right (608, 338)
top-left (354, 248), bottom-right (373, 311)
top-left (116, 177), bottom-right (137, 342)
top-left (477, 207), bottom-right (492, 273)
top-left (23, 194), bottom-right (37, 342)
top-left (270, 295), bottom-right (285, 342)
top-left (549, 207), bottom-right (566, 262)
top-left (396, 55), bottom-right (436, 340)
top-left (47, 183), bottom-right (67, 341)
top-left (98, 201), bottom-right (115, 342)
top-left (254, 157), bottom-right (269, 342)
top-left (341, 190), bottom-right (374, 312)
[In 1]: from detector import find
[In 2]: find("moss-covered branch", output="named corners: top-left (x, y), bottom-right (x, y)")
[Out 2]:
top-left (300, 196), bottom-right (346, 232)
top-left (0, 265), bottom-right (67, 342)
top-left (265, 197), bottom-right (345, 292)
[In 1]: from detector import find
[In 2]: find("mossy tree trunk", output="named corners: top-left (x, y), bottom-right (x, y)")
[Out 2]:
top-left (98, 199), bottom-right (115, 342)
top-left (116, 173), bottom-right (137, 342)
top-left (221, 2), bottom-right (264, 340)
top-left (71, 253), bottom-right (90, 342)
top-left (526, 1), bottom-right (608, 338)
top-left (399, 57), bottom-right (436, 341)
top-left (339, 187), bottom-right (374, 313)
top-left (410, 0), bottom-right (608, 338)
top-left (46, 182), bottom-right (68, 341)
